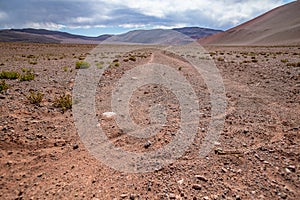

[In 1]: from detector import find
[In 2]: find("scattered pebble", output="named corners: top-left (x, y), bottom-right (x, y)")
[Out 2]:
top-left (195, 175), bottom-right (208, 182)
top-left (73, 144), bottom-right (79, 150)
top-left (177, 178), bottom-right (184, 184)
top-left (144, 141), bottom-right (152, 148)
top-left (102, 112), bottom-right (116, 118)
top-left (192, 184), bottom-right (202, 190)
top-left (169, 193), bottom-right (176, 199)
top-left (221, 167), bottom-right (228, 173)
top-left (287, 165), bottom-right (296, 172)
top-left (120, 194), bottom-right (128, 198)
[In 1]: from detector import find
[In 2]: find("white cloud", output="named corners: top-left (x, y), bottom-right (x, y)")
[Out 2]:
top-left (103, 0), bottom-right (286, 28)
top-left (0, 11), bottom-right (8, 20)
top-left (118, 24), bottom-right (147, 28)
top-left (24, 22), bottom-right (66, 30)
top-left (152, 24), bottom-right (188, 29)
top-left (0, 0), bottom-right (292, 32)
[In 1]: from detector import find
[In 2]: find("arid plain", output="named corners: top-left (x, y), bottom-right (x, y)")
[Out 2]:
top-left (0, 42), bottom-right (299, 199)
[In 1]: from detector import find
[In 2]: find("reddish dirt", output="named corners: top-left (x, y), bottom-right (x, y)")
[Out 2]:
top-left (0, 42), bottom-right (299, 199)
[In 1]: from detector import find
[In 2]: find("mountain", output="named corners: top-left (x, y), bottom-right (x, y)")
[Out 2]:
top-left (103, 29), bottom-right (194, 45)
top-left (0, 28), bottom-right (112, 44)
top-left (200, 1), bottom-right (300, 46)
top-left (0, 27), bottom-right (222, 44)
top-left (173, 27), bottom-right (222, 39)
top-left (0, 29), bottom-right (61, 43)
top-left (102, 27), bottom-right (222, 45)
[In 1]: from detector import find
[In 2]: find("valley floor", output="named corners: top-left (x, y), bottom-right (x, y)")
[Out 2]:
top-left (0, 42), bottom-right (299, 199)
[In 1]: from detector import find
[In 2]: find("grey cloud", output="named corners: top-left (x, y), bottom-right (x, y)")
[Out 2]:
top-left (0, 0), bottom-right (291, 30)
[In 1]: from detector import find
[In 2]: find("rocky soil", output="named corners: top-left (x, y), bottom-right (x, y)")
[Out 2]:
top-left (0, 42), bottom-right (299, 199)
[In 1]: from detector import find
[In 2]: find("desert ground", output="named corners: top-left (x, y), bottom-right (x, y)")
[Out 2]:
top-left (0, 42), bottom-right (299, 199)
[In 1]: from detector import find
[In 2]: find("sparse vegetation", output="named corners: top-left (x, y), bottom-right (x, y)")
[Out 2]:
top-left (29, 61), bottom-right (38, 65)
top-left (114, 62), bottom-right (120, 67)
top-left (0, 80), bottom-right (9, 93)
top-left (75, 61), bottom-right (90, 69)
top-left (209, 52), bottom-right (217, 56)
top-left (54, 94), bottom-right (72, 112)
top-left (242, 60), bottom-right (251, 63)
top-left (26, 91), bottom-right (44, 105)
top-left (287, 62), bottom-right (300, 67)
top-left (96, 62), bottom-right (104, 69)
top-left (281, 59), bottom-right (289, 63)
top-left (63, 66), bottom-right (69, 72)
top-left (20, 68), bottom-right (35, 81)
top-left (129, 56), bottom-right (136, 62)
top-left (27, 55), bottom-right (35, 59)
top-left (217, 57), bottom-right (224, 61)
top-left (0, 71), bottom-right (20, 79)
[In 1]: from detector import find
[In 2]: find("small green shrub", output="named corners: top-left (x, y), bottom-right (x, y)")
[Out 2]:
top-left (217, 57), bottom-right (224, 61)
top-left (96, 63), bottom-right (103, 69)
top-left (54, 94), bottom-right (72, 112)
top-left (75, 61), bottom-right (90, 69)
top-left (209, 52), bottom-right (217, 56)
top-left (20, 69), bottom-right (35, 81)
top-left (287, 62), bottom-right (300, 67)
top-left (0, 71), bottom-right (20, 79)
top-left (281, 59), bottom-right (289, 63)
top-left (0, 80), bottom-right (9, 93)
top-left (29, 61), bottom-right (38, 65)
top-left (242, 60), bottom-right (251, 63)
top-left (27, 55), bottom-right (35, 59)
top-left (63, 66), bottom-right (68, 72)
top-left (129, 56), bottom-right (136, 62)
top-left (26, 91), bottom-right (44, 105)
top-left (114, 62), bottom-right (120, 67)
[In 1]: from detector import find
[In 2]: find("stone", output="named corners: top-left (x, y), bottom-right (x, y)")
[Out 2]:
top-left (287, 165), bottom-right (296, 172)
top-left (102, 112), bottom-right (116, 118)
top-left (169, 193), bottom-right (176, 199)
top-left (177, 179), bottom-right (184, 184)
top-left (144, 141), bottom-right (152, 148)
top-left (195, 175), bottom-right (208, 182)
top-left (221, 167), bottom-right (228, 173)
top-left (192, 184), bottom-right (202, 190)
top-left (73, 144), bottom-right (79, 150)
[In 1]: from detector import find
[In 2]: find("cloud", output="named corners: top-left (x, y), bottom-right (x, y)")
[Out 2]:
top-left (0, 0), bottom-right (293, 32)
top-left (23, 22), bottom-right (66, 30)
top-left (0, 11), bottom-right (8, 20)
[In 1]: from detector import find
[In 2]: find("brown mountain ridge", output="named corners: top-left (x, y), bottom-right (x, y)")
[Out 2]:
top-left (200, 1), bottom-right (300, 46)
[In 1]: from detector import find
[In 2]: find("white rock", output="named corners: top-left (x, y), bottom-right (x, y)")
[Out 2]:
top-left (102, 112), bottom-right (116, 118)
top-left (177, 178), bottom-right (184, 184)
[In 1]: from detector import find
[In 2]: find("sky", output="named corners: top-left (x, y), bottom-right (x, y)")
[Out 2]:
top-left (0, 0), bottom-right (295, 36)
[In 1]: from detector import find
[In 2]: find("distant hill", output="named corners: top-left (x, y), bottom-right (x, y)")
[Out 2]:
top-left (103, 27), bottom-right (222, 45)
top-left (0, 27), bottom-right (222, 44)
top-left (200, 1), bottom-right (300, 46)
top-left (102, 29), bottom-right (192, 45)
top-left (173, 27), bottom-right (222, 39)
top-left (0, 30), bottom-right (61, 43)
top-left (0, 28), bottom-right (112, 44)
